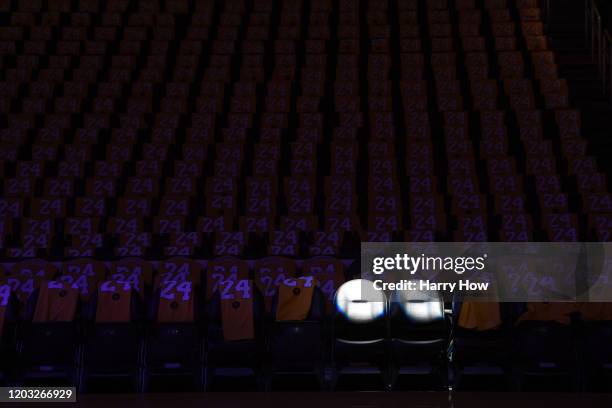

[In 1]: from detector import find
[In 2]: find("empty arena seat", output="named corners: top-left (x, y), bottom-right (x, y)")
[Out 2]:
top-left (451, 302), bottom-right (515, 389)
top-left (388, 285), bottom-right (449, 389)
top-left (576, 303), bottom-right (612, 390)
top-left (19, 280), bottom-right (81, 386)
top-left (143, 280), bottom-right (202, 391)
top-left (513, 303), bottom-right (580, 390)
top-left (205, 280), bottom-right (265, 390)
top-left (331, 279), bottom-right (389, 390)
top-left (267, 277), bottom-right (326, 388)
top-left (81, 280), bottom-right (144, 391)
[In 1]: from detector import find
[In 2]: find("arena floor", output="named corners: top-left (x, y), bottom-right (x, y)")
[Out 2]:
top-left (22, 392), bottom-right (612, 408)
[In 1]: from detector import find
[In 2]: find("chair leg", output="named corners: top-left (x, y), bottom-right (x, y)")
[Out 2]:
top-left (511, 366), bottom-right (524, 391)
top-left (387, 363), bottom-right (398, 391)
top-left (137, 338), bottom-right (146, 393)
top-left (448, 361), bottom-right (460, 391)
top-left (78, 369), bottom-right (87, 393)
top-left (73, 345), bottom-right (83, 393)
top-left (438, 358), bottom-right (450, 390)
top-left (256, 370), bottom-right (270, 392)
top-left (328, 366), bottom-right (339, 391)
top-left (197, 341), bottom-right (205, 391)
top-left (261, 362), bottom-right (272, 391)
top-left (141, 370), bottom-right (150, 393)
top-left (385, 344), bottom-right (394, 391)
top-left (203, 351), bottom-right (211, 391)
top-left (196, 366), bottom-right (205, 391)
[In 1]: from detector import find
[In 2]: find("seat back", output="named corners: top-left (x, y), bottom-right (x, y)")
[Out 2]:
top-left (61, 258), bottom-right (106, 301)
top-left (389, 286), bottom-right (447, 342)
top-left (206, 258), bottom-right (249, 301)
top-left (7, 260), bottom-right (57, 307)
top-left (303, 257), bottom-right (346, 314)
top-left (514, 303), bottom-right (577, 369)
top-left (155, 258), bottom-right (202, 289)
top-left (145, 281), bottom-right (201, 375)
top-left (32, 281), bottom-right (79, 323)
top-left (254, 257), bottom-right (297, 313)
top-left (153, 280), bottom-right (197, 323)
top-left (333, 279), bottom-right (387, 342)
top-left (20, 281), bottom-right (80, 375)
top-left (83, 281), bottom-right (143, 375)
top-left (273, 277), bottom-right (324, 322)
top-left (205, 280), bottom-right (265, 370)
top-left (109, 258), bottom-right (153, 299)
top-left (455, 301), bottom-right (502, 332)
top-left (207, 279), bottom-right (264, 342)
top-left (0, 282), bottom-right (18, 340)
top-left (269, 278), bottom-right (326, 370)
top-left (92, 280), bottom-right (136, 323)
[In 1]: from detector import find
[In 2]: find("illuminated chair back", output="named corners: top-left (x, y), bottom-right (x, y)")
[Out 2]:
top-left (333, 279), bottom-right (388, 343)
top-left (389, 285), bottom-right (447, 343)
top-left (331, 279), bottom-right (389, 389)
top-left (387, 284), bottom-right (448, 389)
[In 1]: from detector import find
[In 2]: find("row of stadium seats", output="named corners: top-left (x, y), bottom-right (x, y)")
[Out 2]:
top-left (1, 259), bottom-right (612, 391)
top-left (0, 256), bottom-right (340, 390)
top-left (1, 257), bottom-right (348, 307)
